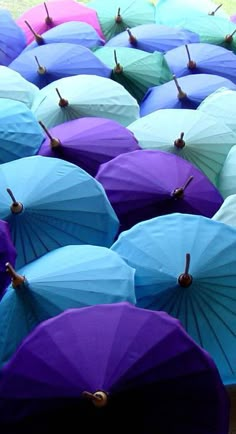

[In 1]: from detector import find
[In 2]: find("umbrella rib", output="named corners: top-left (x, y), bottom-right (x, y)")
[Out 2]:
top-left (197, 287), bottom-right (236, 327)
top-left (189, 294), bottom-right (204, 347)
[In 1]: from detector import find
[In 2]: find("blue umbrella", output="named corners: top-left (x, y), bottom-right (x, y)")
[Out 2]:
top-left (23, 21), bottom-right (105, 52)
top-left (112, 213), bottom-right (236, 385)
top-left (0, 98), bottom-right (45, 164)
top-left (218, 146), bottom-right (236, 199)
top-left (140, 73), bottom-right (236, 116)
top-left (9, 43), bottom-right (111, 89)
top-left (165, 43), bottom-right (236, 84)
top-left (0, 9), bottom-right (26, 66)
top-left (0, 66), bottom-right (39, 108)
top-left (0, 156), bottom-right (119, 269)
top-left (105, 23), bottom-right (199, 53)
top-left (212, 195), bottom-right (236, 228)
top-left (0, 245), bottom-right (135, 367)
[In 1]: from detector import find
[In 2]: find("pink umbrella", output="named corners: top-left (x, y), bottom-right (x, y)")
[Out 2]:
top-left (17, 0), bottom-right (104, 45)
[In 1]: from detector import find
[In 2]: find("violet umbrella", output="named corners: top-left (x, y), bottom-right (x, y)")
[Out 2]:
top-left (0, 220), bottom-right (16, 300)
top-left (37, 118), bottom-right (140, 176)
top-left (96, 149), bottom-right (223, 231)
top-left (0, 303), bottom-right (229, 434)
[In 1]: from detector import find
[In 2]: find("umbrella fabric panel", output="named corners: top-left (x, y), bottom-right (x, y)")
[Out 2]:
top-left (218, 146), bottom-right (236, 198)
top-left (0, 10), bottom-right (26, 66)
top-left (0, 66), bottom-right (39, 108)
top-left (212, 195), bottom-right (236, 228)
top-left (0, 221), bottom-right (16, 299)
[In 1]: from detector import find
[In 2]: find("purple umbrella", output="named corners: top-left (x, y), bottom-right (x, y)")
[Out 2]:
top-left (96, 150), bottom-right (223, 231)
top-left (38, 117), bottom-right (140, 176)
top-left (0, 220), bottom-right (16, 299)
top-left (231, 15), bottom-right (236, 24)
top-left (0, 303), bottom-right (229, 434)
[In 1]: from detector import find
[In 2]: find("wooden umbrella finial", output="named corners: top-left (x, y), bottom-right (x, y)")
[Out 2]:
top-left (173, 75), bottom-right (187, 99)
top-left (39, 121), bottom-right (61, 148)
top-left (83, 391), bottom-right (108, 408)
top-left (113, 50), bottom-right (123, 73)
top-left (55, 88), bottom-right (69, 108)
top-left (24, 20), bottom-right (44, 45)
top-left (44, 2), bottom-right (53, 25)
top-left (178, 253), bottom-right (193, 288)
top-left (5, 263), bottom-right (25, 289)
top-left (115, 7), bottom-right (122, 23)
top-left (6, 188), bottom-right (23, 214)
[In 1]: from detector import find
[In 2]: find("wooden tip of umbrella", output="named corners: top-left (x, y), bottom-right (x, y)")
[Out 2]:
top-left (174, 132), bottom-right (185, 149)
top-left (115, 7), bottom-right (122, 23)
top-left (44, 2), bottom-right (53, 25)
top-left (55, 88), bottom-right (69, 108)
top-left (171, 175), bottom-right (194, 199)
top-left (208, 3), bottom-right (223, 15)
top-left (172, 75), bottom-right (187, 99)
top-left (24, 20), bottom-right (44, 45)
top-left (6, 188), bottom-right (23, 214)
top-left (35, 56), bottom-right (47, 75)
top-left (178, 253), bottom-right (193, 288)
top-left (39, 121), bottom-right (61, 148)
top-left (126, 28), bottom-right (137, 45)
top-left (185, 45), bottom-right (196, 70)
top-left (82, 391), bottom-right (108, 408)
top-left (5, 263), bottom-right (25, 289)
top-left (113, 50), bottom-right (123, 73)
top-left (225, 29), bottom-right (236, 43)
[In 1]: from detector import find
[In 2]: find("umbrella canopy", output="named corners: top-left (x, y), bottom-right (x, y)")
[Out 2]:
top-left (212, 195), bottom-right (236, 228)
top-left (0, 99), bottom-right (45, 164)
top-left (0, 10), bottom-right (26, 66)
top-left (0, 156), bottom-right (119, 269)
top-left (197, 88), bottom-right (236, 134)
top-left (23, 21), bottom-right (105, 52)
top-left (218, 146), bottom-right (236, 199)
top-left (140, 73), bottom-right (236, 116)
top-left (96, 149), bottom-right (223, 231)
top-left (0, 221), bottom-right (16, 299)
top-left (9, 43), bottom-right (111, 89)
top-left (0, 245), bottom-right (135, 367)
top-left (16, 0), bottom-right (104, 45)
top-left (32, 74), bottom-right (140, 128)
top-left (0, 303), bottom-right (229, 434)
top-left (37, 117), bottom-right (140, 176)
top-left (111, 213), bottom-right (236, 384)
top-left (231, 15), bottom-right (236, 23)
top-left (0, 66), bottom-right (39, 108)
top-left (95, 46), bottom-right (172, 102)
top-left (128, 109), bottom-right (236, 185)
top-left (165, 43), bottom-right (236, 84)
top-left (88, 0), bottom-right (155, 40)
top-left (105, 23), bottom-right (199, 53)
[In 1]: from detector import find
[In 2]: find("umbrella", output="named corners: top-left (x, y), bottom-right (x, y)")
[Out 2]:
top-left (231, 15), bottom-right (236, 23)
top-left (94, 46), bottom-right (172, 102)
top-left (32, 74), bottom-right (140, 128)
top-left (0, 99), bottom-right (45, 164)
top-left (128, 109), bottom-right (236, 185)
top-left (0, 303), bottom-right (229, 434)
top-left (16, 0), bottom-right (104, 45)
top-left (37, 117), bottom-right (140, 176)
top-left (165, 43), bottom-right (236, 84)
top-left (23, 21), bottom-right (105, 52)
top-left (88, 0), bottom-right (155, 40)
top-left (140, 73), bottom-right (236, 116)
top-left (0, 66), bottom-right (39, 108)
top-left (111, 213), bottom-right (236, 384)
top-left (0, 221), bottom-right (16, 299)
top-left (197, 88), bottom-right (236, 134)
top-left (105, 23), bottom-right (199, 53)
top-left (0, 156), bottom-right (119, 269)
top-left (218, 146), bottom-right (236, 199)
top-left (212, 195), bottom-right (236, 228)
top-left (155, 0), bottom-right (228, 26)
top-left (0, 10), bottom-right (26, 66)
top-left (0, 245), bottom-right (135, 367)
top-left (9, 43), bottom-right (111, 89)
top-left (96, 149), bottom-right (223, 231)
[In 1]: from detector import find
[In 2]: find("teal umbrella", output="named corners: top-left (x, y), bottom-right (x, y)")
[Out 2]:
top-left (95, 46), bottom-right (172, 102)
top-left (218, 146), bottom-right (236, 198)
top-left (212, 195), bottom-right (236, 228)
top-left (0, 66), bottom-right (39, 108)
top-left (88, 0), bottom-right (155, 40)
top-left (0, 245), bottom-right (135, 367)
top-left (32, 74), bottom-right (139, 128)
top-left (128, 109), bottom-right (236, 185)
top-left (198, 88), bottom-right (236, 134)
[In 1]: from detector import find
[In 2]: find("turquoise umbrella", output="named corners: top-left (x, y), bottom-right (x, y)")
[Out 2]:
top-left (32, 74), bottom-right (139, 128)
top-left (111, 213), bottom-right (236, 385)
top-left (0, 245), bottom-right (135, 367)
top-left (88, 0), bottom-right (155, 40)
top-left (128, 109), bottom-right (236, 185)
top-left (0, 156), bottom-right (119, 269)
top-left (218, 146), bottom-right (236, 199)
top-left (95, 46), bottom-right (172, 102)
top-left (212, 195), bottom-right (236, 228)
top-left (0, 66), bottom-right (39, 108)
top-left (198, 88), bottom-right (236, 134)
top-left (0, 98), bottom-right (45, 164)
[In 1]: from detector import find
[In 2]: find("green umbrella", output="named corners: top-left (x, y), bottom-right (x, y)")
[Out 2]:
top-left (88, 0), bottom-right (155, 40)
top-left (198, 88), bottom-right (236, 134)
top-left (32, 74), bottom-right (140, 128)
top-left (128, 108), bottom-right (236, 185)
top-left (95, 46), bottom-right (172, 102)
top-left (212, 194), bottom-right (236, 228)
top-left (218, 146), bottom-right (236, 198)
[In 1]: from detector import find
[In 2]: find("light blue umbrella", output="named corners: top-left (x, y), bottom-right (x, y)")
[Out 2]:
top-left (218, 146), bottom-right (236, 199)
top-left (0, 9), bottom-right (26, 66)
top-left (112, 213), bottom-right (236, 385)
top-left (0, 66), bottom-right (39, 108)
top-left (0, 98), bottom-right (45, 164)
top-left (212, 195), bottom-right (236, 228)
top-left (0, 245), bottom-right (135, 367)
top-left (0, 156), bottom-right (119, 269)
